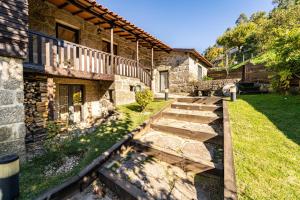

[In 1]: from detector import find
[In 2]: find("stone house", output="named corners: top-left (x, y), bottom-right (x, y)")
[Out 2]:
top-left (0, 0), bottom-right (171, 157)
top-left (153, 48), bottom-right (212, 93)
top-left (0, 0), bottom-right (212, 158)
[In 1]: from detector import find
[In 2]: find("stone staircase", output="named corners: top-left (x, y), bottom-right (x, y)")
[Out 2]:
top-left (100, 97), bottom-right (225, 199)
top-left (133, 97), bottom-right (224, 175)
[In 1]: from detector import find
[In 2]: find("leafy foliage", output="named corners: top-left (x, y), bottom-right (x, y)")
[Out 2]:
top-left (204, 46), bottom-right (224, 62)
top-left (235, 13), bottom-right (248, 25)
top-left (44, 121), bottom-right (62, 152)
top-left (202, 75), bottom-right (213, 81)
top-left (135, 89), bottom-right (154, 110)
top-left (208, 2), bottom-right (300, 91)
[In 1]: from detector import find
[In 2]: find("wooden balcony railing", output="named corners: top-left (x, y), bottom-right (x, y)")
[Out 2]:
top-left (24, 31), bottom-right (151, 86)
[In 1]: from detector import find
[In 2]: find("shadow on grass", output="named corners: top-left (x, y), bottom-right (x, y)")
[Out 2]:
top-left (125, 104), bottom-right (142, 112)
top-left (238, 94), bottom-right (300, 145)
top-left (19, 113), bottom-right (133, 200)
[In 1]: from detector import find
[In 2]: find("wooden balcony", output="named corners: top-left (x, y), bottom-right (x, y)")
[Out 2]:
top-left (24, 31), bottom-right (151, 86)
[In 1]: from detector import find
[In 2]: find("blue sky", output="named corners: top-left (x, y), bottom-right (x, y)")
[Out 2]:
top-left (99, 0), bottom-right (274, 53)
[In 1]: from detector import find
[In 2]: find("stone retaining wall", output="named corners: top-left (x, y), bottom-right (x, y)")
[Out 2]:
top-left (0, 56), bottom-right (26, 158)
top-left (195, 79), bottom-right (240, 91)
top-left (114, 75), bottom-right (147, 105)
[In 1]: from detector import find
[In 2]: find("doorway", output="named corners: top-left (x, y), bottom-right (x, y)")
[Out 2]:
top-left (59, 85), bottom-right (84, 123)
top-left (159, 71), bottom-right (169, 92)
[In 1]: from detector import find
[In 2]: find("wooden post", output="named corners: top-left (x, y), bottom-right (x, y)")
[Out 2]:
top-left (136, 39), bottom-right (139, 78)
top-left (150, 47), bottom-right (154, 89)
top-left (151, 47), bottom-right (154, 78)
top-left (45, 41), bottom-right (50, 66)
top-left (110, 27), bottom-right (114, 74)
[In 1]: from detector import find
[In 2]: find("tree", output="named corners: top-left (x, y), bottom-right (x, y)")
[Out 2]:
top-left (217, 22), bottom-right (256, 50)
top-left (204, 46), bottom-right (224, 62)
top-left (272, 0), bottom-right (298, 8)
top-left (253, 27), bottom-right (300, 91)
top-left (250, 11), bottom-right (267, 23)
top-left (235, 13), bottom-right (248, 25)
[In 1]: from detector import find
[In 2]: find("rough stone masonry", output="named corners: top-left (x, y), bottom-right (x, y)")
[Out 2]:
top-left (0, 56), bottom-right (26, 159)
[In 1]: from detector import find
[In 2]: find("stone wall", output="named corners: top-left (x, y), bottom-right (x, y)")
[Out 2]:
top-left (188, 55), bottom-right (208, 81)
top-left (153, 51), bottom-right (205, 93)
top-left (114, 75), bottom-right (147, 105)
top-left (52, 77), bottom-right (114, 123)
top-left (153, 51), bottom-right (189, 93)
top-left (0, 56), bottom-right (26, 158)
top-left (195, 79), bottom-right (241, 91)
top-left (23, 74), bottom-right (114, 145)
top-left (28, 0), bottom-right (152, 69)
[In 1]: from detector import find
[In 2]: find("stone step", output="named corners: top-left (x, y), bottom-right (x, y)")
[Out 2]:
top-left (133, 130), bottom-right (223, 174)
top-left (101, 150), bottom-right (223, 200)
top-left (162, 108), bottom-right (222, 124)
top-left (151, 118), bottom-right (223, 142)
top-left (171, 102), bottom-right (222, 112)
top-left (177, 97), bottom-right (222, 105)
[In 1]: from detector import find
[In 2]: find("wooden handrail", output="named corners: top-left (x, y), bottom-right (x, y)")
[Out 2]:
top-left (25, 30), bottom-right (151, 86)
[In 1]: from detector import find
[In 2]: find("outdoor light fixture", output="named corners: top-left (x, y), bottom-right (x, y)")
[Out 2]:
top-left (165, 88), bottom-right (169, 101)
top-left (0, 154), bottom-right (20, 200)
top-left (230, 86), bottom-right (237, 101)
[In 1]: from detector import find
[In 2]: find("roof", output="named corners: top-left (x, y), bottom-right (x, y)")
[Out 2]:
top-left (46, 0), bottom-right (172, 52)
top-left (173, 48), bottom-right (213, 68)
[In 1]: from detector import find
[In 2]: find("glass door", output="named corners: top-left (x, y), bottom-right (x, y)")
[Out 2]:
top-left (59, 85), bottom-right (84, 123)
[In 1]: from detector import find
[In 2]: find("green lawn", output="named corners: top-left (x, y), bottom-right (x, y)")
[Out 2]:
top-left (228, 94), bottom-right (300, 200)
top-left (19, 100), bottom-right (170, 200)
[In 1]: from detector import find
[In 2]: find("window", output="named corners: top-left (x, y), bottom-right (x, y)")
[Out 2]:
top-left (59, 85), bottom-right (84, 119)
top-left (198, 65), bottom-right (203, 80)
top-left (102, 40), bottom-right (118, 55)
top-left (56, 23), bottom-right (79, 43)
top-left (130, 85), bottom-right (135, 92)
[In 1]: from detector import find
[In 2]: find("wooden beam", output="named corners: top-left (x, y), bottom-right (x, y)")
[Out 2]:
top-left (66, 0), bottom-right (169, 52)
top-left (45, 66), bottom-right (114, 81)
top-left (110, 27), bottom-right (114, 73)
top-left (58, 2), bottom-right (69, 9)
top-left (94, 21), bottom-right (107, 25)
top-left (85, 16), bottom-right (96, 21)
top-left (72, 9), bottom-right (84, 15)
top-left (114, 30), bottom-right (124, 33)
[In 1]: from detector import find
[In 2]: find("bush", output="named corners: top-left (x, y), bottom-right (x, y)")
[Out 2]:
top-left (203, 76), bottom-right (213, 81)
top-left (135, 89), bottom-right (154, 111)
top-left (44, 121), bottom-right (62, 152)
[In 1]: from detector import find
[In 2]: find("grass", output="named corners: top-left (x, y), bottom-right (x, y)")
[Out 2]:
top-left (19, 100), bottom-right (170, 200)
top-left (228, 94), bottom-right (300, 200)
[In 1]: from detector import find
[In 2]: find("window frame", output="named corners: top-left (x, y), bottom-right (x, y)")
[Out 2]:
top-left (56, 23), bottom-right (80, 44)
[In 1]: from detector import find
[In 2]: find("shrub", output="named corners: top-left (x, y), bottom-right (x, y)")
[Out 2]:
top-left (44, 121), bottom-right (62, 152)
top-left (203, 76), bottom-right (213, 81)
top-left (135, 89), bottom-right (154, 111)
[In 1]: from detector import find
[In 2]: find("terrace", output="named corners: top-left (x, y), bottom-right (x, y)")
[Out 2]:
top-left (23, 0), bottom-right (173, 87)
top-left (24, 30), bottom-right (151, 86)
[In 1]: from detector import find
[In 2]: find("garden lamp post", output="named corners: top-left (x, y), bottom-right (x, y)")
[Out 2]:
top-left (165, 88), bottom-right (169, 101)
top-left (230, 86), bottom-right (237, 101)
top-left (0, 154), bottom-right (20, 200)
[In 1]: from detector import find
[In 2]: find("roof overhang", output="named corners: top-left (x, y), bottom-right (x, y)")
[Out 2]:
top-left (46, 0), bottom-right (172, 52)
top-left (173, 48), bottom-right (213, 68)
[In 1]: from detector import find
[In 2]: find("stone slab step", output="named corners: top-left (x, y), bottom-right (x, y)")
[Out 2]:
top-left (133, 130), bottom-right (223, 173)
top-left (102, 150), bottom-right (223, 200)
top-left (171, 102), bottom-right (222, 112)
top-left (99, 168), bottom-right (153, 200)
top-left (151, 118), bottom-right (223, 142)
top-left (177, 97), bottom-right (222, 105)
top-left (162, 108), bottom-right (222, 124)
